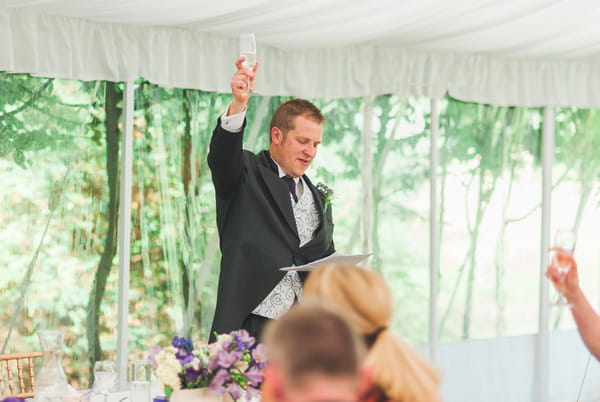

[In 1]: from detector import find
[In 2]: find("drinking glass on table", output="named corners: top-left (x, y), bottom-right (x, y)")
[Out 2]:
top-left (550, 228), bottom-right (576, 307)
top-left (93, 360), bottom-right (118, 402)
top-left (239, 33), bottom-right (257, 95)
top-left (128, 360), bottom-right (152, 402)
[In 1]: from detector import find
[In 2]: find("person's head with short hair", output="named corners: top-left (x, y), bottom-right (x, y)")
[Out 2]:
top-left (261, 300), bottom-right (366, 402)
top-left (268, 99), bottom-right (325, 179)
top-left (269, 98), bottom-right (325, 135)
top-left (304, 264), bottom-right (441, 402)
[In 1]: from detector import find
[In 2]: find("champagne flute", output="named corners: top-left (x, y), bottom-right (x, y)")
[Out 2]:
top-left (550, 228), bottom-right (576, 307)
top-left (239, 33), bottom-right (257, 95)
top-left (93, 360), bottom-right (118, 402)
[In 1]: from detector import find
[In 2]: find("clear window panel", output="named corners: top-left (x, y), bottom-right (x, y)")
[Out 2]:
top-left (312, 95), bottom-right (432, 345)
top-left (437, 96), bottom-right (543, 341)
top-left (551, 107), bottom-right (600, 330)
top-left (0, 73), bottom-right (118, 388)
top-left (130, 84), bottom-right (225, 352)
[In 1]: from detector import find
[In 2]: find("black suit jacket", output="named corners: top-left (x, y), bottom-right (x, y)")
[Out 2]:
top-left (207, 119), bottom-right (335, 340)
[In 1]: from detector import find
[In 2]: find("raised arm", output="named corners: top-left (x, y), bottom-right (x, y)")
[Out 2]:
top-left (546, 249), bottom-right (600, 360)
top-left (207, 57), bottom-right (259, 196)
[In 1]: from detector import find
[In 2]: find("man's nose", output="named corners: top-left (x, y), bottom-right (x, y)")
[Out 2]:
top-left (304, 144), bottom-right (316, 158)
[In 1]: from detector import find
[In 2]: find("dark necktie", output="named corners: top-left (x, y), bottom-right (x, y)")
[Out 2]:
top-left (282, 175), bottom-right (298, 203)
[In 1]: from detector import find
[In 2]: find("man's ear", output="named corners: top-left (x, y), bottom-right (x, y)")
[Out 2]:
top-left (262, 365), bottom-right (285, 402)
top-left (271, 127), bottom-right (282, 145)
top-left (357, 366), bottom-right (374, 399)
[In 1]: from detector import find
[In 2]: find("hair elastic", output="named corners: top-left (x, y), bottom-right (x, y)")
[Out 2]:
top-left (364, 326), bottom-right (387, 348)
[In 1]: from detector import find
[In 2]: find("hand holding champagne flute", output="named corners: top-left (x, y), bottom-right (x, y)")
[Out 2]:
top-left (240, 33), bottom-right (258, 95)
top-left (549, 228), bottom-right (577, 307)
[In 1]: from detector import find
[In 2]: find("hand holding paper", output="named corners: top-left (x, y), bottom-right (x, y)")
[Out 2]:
top-left (279, 252), bottom-right (373, 272)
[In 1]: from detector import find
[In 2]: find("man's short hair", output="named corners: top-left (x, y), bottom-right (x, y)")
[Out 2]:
top-left (262, 300), bottom-right (365, 390)
top-left (269, 98), bottom-right (325, 134)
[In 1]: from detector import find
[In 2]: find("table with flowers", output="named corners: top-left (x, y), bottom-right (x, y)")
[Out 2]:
top-left (149, 330), bottom-right (266, 402)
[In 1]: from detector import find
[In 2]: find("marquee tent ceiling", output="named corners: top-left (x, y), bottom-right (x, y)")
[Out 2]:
top-left (1, 0), bottom-right (600, 107)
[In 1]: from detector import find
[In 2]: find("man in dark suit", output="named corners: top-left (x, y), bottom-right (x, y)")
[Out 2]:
top-left (207, 57), bottom-right (335, 342)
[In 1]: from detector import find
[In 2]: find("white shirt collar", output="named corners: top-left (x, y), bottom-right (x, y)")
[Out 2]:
top-left (271, 157), bottom-right (300, 184)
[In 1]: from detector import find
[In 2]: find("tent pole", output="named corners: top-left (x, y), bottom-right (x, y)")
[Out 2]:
top-left (117, 80), bottom-right (135, 390)
top-left (537, 106), bottom-right (553, 402)
top-left (361, 96), bottom-right (373, 254)
top-left (429, 98), bottom-right (439, 362)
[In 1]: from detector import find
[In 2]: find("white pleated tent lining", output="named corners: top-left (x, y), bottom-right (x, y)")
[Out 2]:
top-left (2, 5), bottom-right (600, 107)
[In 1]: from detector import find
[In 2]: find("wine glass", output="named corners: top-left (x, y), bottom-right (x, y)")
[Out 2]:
top-left (93, 360), bottom-right (118, 402)
top-left (239, 33), bottom-right (257, 95)
top-left (550, 228), bottom-right (576, 307)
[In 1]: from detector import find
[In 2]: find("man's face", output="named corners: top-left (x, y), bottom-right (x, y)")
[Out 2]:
top-left (269, 116), bottom-right (323, 178)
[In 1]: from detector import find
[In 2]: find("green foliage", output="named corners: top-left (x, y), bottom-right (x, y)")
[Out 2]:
top-left (5, 71), bottom-right (594, 385)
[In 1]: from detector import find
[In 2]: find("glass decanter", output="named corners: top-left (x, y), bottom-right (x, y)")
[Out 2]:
top-left (35, 329), bottom-right (68, 401)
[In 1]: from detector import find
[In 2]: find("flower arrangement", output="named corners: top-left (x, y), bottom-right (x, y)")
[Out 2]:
top-left (148, 330), bottom-right (267, 401)
top-left (316, 181), bottom-right (334, 213)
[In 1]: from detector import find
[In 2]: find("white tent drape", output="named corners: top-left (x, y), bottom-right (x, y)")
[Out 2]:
top-left (2, 6), bottom-right (600, 107)
top-left (3, 2), bottom-right (600, 400)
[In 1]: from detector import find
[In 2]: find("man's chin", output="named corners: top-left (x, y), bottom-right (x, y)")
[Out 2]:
top-left (295, 165), bottom-right (310, 176)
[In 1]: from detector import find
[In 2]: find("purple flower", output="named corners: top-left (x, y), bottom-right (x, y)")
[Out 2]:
top-left (172, 336), bottom-right (193, 351)
top-left (251, 344), bottom-right (268, 369)
top-left (172, 336), bottom-right (194, 363)
top-left (245, 365), bottom-right (263, 386)
top-left (147, 345), bottom-right (162, 369)
top-left (178, 354), bottom-right (194, 366)
top-left (233, 330), bottom-right (255, 350)
top-left (183, 366), bottom-right (200, 384)
top-left (245, 385), bottom-right (261, 400)
top-left (208, 355), bottom-right (218, 372)
top-left (3, 398), bottom-right (25, 402)
top-left (208, 369), bottom-right (230, 394)
top-left (218, 338), bottom-right (232, 351)
top-left (209, 349), bottom-right (241, 371)
top-left (226, 382), bottom-right (244, 401)
top-left (220, 350), bottom-right (243, 368)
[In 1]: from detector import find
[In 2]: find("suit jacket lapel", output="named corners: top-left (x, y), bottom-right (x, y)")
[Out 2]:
top-left (302, 175), bottom-right (331, 247)
top-left (304, 175), bottom-right (325, 222)
top-left (257, 152), bottom-right (299, 237)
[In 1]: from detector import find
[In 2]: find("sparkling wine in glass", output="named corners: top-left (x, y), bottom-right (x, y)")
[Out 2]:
top-left (240, 33), bottom-right (257, 95)
top-left (551, 228), bottom-right (576, 307)
top-left (93, 360), bottom-right (118, 402)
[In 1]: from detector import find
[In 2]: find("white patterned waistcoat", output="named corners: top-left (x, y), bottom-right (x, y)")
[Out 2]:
top-left (252, 178), bottom-right (319, 319)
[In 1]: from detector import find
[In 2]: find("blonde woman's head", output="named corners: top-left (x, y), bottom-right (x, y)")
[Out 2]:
top-left (303, 264), bottom-right (392, 336)
top-left (303, 264), bottom-right (441, 402)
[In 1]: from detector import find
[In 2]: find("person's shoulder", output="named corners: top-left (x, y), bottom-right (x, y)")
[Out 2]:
top-left (241, 150), bottom-right (274, 174)
top-left (248, 149), bottom-right (271, 164)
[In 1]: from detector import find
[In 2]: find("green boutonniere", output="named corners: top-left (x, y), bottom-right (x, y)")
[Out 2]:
top-left (316, 182), bottom-right (334, 213)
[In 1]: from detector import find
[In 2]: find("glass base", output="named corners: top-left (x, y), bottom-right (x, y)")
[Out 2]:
top-left (550, 293), bottom-right (573, 308)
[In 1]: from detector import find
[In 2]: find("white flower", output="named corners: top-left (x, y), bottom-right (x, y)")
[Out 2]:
top-left (233, 359), bottom-right (249, 372)
top-left (216, 333), bottom-right (233, 344)
top-left (194, 345), bottom-right (210, 367)
top-left (154, 347), bottom-right (182, 391)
